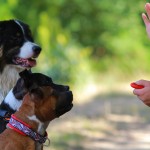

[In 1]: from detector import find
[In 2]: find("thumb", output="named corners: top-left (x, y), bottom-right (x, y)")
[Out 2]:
top-left (133, 88), bottom-right (145, 96)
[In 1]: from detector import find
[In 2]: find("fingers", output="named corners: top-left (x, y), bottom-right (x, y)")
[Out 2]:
top-left (142, 3), bottom-right (150, 25)
top-left (132, 80), bottom-right (150, 95)
top-left (145, 3), bottom-right (150, 19)
top-left (142, 13), bottom-right (149, 25)
top-left (132, 78), bottom-right (150, 107)
top-left (133, 88), bottom-right (150, 106)
top-left (133, 88), bottom-right (145, 96)
top-left (135, 79), bottom-right (150, 87)
top-left (142, 3), bottom-right (150, 38)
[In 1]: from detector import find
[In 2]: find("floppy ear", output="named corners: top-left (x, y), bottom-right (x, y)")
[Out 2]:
top-left (19, 69), bottom-right (34, 90)
top-left (0, 21), bottom-right (5, 31)
top-left (0, 21), bottom-right (5, 53)
top-left (19, 70), bottom-right (44, 99)
top-left (29, 87), bottom-right (44, 100)
top-left (0, 21), bottom-right (9, 44)
top-left (19, 69), bottom-right (31, 79)
top-left (0, 21), bottom-right (5, 34)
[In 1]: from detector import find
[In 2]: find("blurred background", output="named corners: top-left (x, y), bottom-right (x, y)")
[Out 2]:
top-left (2, 0), bottom-right (150, 149)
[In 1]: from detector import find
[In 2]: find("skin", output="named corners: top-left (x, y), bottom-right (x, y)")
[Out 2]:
top-left (133, 3), bottom-right (150, 107)
top-left (142, 3), bottom-right (150, 38)
top-left (133, 80), bottom-right (150, 106)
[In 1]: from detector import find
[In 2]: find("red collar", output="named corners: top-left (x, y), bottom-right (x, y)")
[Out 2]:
top-left (7, 114), bottom-right (48, 144)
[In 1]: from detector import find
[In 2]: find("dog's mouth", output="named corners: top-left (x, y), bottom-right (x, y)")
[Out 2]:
top-left (13, 57), bottom-right (37, 68)
top-left (55, 91), bottom-right (73, 117)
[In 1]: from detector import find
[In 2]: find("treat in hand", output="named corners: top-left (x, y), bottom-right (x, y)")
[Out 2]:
top-left (130, 82), bottom-right (144, 89)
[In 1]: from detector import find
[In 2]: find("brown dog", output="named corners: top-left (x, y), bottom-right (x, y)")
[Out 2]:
top-left (0, 72), bottom-right (73, 150)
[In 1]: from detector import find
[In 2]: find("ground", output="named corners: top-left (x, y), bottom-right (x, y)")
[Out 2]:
top-left (44, 88), bottom-right (150, 150)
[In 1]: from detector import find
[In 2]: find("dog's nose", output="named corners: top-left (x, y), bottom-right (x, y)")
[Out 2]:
top-left (65, 91), bottom-right (73, 102)
top-left (65, 86), bottom-right (69, 91)
top-left (32, 46), bottom-right (41, 56)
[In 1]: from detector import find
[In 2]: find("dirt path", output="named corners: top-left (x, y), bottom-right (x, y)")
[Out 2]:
top-left (45, 93), bottom-right (150, 150)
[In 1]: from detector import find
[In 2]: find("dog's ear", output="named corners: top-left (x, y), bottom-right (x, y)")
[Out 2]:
top-left (0, 21), bottom-right (6, 45)
top-left (0, 20), bottom-right (16, 32)
top-left (0, 20), bottom-right (12, 43)
top-left (19, 69), bottom-right (31, 79)
top-left (0, 21), bottom-right (6, 32)
top-left (19, 69), bottom-right (34, 89)
top-left (29, 86), bottom-right (44, 100)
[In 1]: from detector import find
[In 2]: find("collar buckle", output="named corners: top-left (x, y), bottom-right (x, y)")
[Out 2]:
top-left (8, 114), bottom-right (48, 144)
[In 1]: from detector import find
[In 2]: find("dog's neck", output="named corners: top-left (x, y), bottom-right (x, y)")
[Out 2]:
top-left (0, 65), bottom-right (23, 103)
top-left (14, 94), bottom-right (50, 149)
top-left (15, 94), bottom-right (48, 133)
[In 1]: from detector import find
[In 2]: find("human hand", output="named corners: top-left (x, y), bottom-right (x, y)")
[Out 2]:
top-left (142, 3), bottom-right (150, 38)
top-left (133, 80), bottom-right (150, 107)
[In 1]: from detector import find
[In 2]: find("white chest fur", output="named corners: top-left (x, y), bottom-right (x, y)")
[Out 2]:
top-left (0, 65), bottom-right (23, 103)
top-left (4, 89), bottom-right (22, 111)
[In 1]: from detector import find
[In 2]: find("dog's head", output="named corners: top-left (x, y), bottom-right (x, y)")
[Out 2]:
top-left (14, 70), bottom-right (73, 121)
top-left (0, 19), bottom-right (41, 72)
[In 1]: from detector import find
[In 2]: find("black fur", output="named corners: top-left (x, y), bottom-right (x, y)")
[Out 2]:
top-left (0, 19), bottom-right (41, 104)
top-left (0, 20), bottom-right (38, 72)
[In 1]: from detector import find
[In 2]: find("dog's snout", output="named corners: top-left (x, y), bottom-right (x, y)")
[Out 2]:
top-left (68, 91), bottom-right (73, 101)
top-left (55, 90), bottom-right (73, 117)
top-left (32, 46), bottom-right (41, 56)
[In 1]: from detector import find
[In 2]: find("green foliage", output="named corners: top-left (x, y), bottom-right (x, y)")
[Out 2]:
top-left (0, 0), bottom-right (150, 86)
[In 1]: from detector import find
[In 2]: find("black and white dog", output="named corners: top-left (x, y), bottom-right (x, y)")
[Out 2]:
top-left (0, 19), bottom-right (41, 103)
